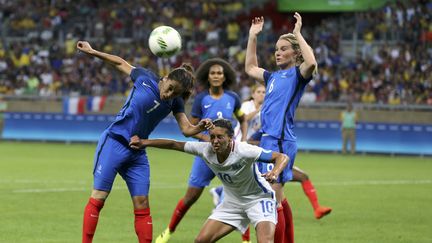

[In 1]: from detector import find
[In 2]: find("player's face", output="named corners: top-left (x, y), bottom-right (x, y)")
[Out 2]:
top-left (252, 86), bottom-right (266, 105)
top-left (208, 64), bottom-right (225, 88)
top-left (209, 127), bottom-right (232, 153)
top-left (275, 39), bottom-right (296, 69)
top-left (159, 78), bottom-right (183, 100)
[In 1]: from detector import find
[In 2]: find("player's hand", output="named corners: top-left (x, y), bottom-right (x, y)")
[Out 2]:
top-left (198, 118), bottom-right (214, 131)
top-left (77, 41), bottom-right (94, 54)
top-left (262, 171), bottom-right (278, 183)
top-left (249, 16), bottom-right (264, 37)
top-left (129, 135), bottom-right (147, 150)
top-left (293, 12), bottom-right (302, 35)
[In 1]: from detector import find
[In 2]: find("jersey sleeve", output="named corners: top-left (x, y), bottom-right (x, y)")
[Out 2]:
top-left (171, 97), bottom-right (185, 114)
top-left (295, 66), bottom-right (312, 85)
top-left (233, 93), bottom-right (241, 112)
top-left (258, 149), bottom-right (273, 163)
top-left (190, 92), bottom-right (205, 118)
top-left (263, 70), bottom-right (272, 86)
top-left (240, 101), bottom-right (253, 115)
top-left (131, 67), bottom-right (159, 85)
top-left (240, 142), bottom-right (263, 161)
top-left (184, 141), bottom-right (207, 157)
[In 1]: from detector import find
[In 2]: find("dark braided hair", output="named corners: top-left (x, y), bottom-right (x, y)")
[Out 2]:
top-left (167, 63), bottom-right (195, 101)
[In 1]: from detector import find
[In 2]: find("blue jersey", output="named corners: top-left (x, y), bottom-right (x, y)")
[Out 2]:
top-left (191, 90), bottom-right (241, 129)
top-left (261, 66), bottom-right (312, 141)
top-left (107, 67), bottom-right (184, 144)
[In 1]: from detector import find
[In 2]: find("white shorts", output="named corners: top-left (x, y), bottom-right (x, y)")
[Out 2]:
top-left (208, 198), bottom-right (277, 233)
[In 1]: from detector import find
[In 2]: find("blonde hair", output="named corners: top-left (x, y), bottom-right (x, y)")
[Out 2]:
top-left (278, 33), bottom-right (318, 76)
top-left (251, 83), bottom-right (265, 94)
top-left (247, 83), bottom-right (265, 101)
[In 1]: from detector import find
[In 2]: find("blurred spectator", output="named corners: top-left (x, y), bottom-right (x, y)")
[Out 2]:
top-left (300, 85), bottom-right (317, 104)
top-left (0, 0), bottom-right (430, 106)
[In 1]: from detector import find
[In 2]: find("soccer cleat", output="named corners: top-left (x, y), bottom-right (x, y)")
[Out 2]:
top-left (314, 206), bottom-right (332, 219)
top-left (155, 228), bottom-right (171, 243)
top-left (209, 187), bottom-right (223, 206)
top-left (242, 241), bottom-right (252, 243)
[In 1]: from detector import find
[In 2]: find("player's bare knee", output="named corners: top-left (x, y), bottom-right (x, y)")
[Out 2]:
top-left (299, 172), bottom-right (309, 181)
top-left (91, 189), bottom-right (109, 200)
top-left (256, 232), bottom-right (274, 243)
top-left (184, 187), bottom-right (204, 205)
top-left (132, 196), bottom-right (149, 209)
top-left (194, 234), bottom-right (210, 243)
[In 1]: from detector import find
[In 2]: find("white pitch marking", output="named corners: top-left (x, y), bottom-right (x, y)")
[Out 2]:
top-left (315, 179), bottom-right (432, 186)
top-left (10, 180), bottom-right (432, 193)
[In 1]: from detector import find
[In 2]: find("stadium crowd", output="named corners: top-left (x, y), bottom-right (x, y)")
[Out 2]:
top-left (0, 0), bottom-right (431, 105)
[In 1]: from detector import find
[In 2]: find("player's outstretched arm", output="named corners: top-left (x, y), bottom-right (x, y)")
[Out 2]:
top-left (245, 16), bottom-right (266, 82)
top-left (192, 133), bottom-right (210, 142)
top-left (174, 113), bottom-right (214, 137)
top-left (261, 152), bottom-right (289, 183)
top-left (77, 41), bottom-right (134, 76)
top-left (293, 12), bottom-right (317, 79)
top-left (129, 135), bottom-right (186, 152)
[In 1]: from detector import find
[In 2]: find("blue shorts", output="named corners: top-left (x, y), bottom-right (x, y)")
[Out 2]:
top-left (93, 131), bottom-right (150, 196)
top-left (257, 135), bottom-right (297, 183)
top-left (188, 156), bottom-right (215, 188)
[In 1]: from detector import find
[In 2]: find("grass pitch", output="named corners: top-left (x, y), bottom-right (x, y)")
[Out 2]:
top-left (0, 141), bottom-right (431, 243)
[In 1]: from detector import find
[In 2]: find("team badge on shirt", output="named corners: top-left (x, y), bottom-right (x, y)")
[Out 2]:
top-left (226, 102), bottom-right (232, 110)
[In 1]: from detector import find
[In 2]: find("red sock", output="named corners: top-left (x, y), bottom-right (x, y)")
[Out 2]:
top-left (168, 199), bottom-right (191, 232)
top-left (281, 199), bottom-right (294, 243)
top-left (134, 208), bottom-right (152, 243)
top-left (241, 226), bottom-right (250, 241)
top-left (82, 198), bottom-right (104, 243)
top-left (301, 180), bottom-right (319, 210)
top-left (274, 206), bottom-right (285, 243)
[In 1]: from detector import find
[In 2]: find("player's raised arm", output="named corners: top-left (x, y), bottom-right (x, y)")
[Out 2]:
top-left (260, 151), bottom-right (289, 183)
top-left (293, 12), bottom-right (317, 79)
top-left (174, 113), bottom-right (214, 137)
top-left (77, 41), bottom-right (134, 76)
top-left (245, 17), bottom-right (266, 83)
top-left (129, 135), bottom-right (186, 152)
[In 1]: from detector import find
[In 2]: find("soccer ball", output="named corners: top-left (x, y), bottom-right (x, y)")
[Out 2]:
top-left (148, 26), bottom-right (182, 58)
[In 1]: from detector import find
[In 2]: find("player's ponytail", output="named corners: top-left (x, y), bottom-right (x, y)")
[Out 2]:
top-left (168, 63), bottom-right (195, 101)
top-left (180, 63), bottom-right (194, 73)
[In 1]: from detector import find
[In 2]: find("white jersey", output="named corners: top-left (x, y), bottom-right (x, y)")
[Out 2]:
top-left (233, 100), bottom-right (261, 141)
top-left (240, 100), bottom-right (261, 139)
top-left (184, 141), bottom-right (275, 204)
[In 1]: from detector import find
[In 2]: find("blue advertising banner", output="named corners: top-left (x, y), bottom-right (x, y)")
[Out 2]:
top-left (3, 112), bottom-right (190, 142)
top-left (3, 113), bottom-right (432, 155)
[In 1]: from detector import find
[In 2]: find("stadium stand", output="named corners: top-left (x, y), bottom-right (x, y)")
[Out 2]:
top-left (0, 0), bottom-right (431, 105)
